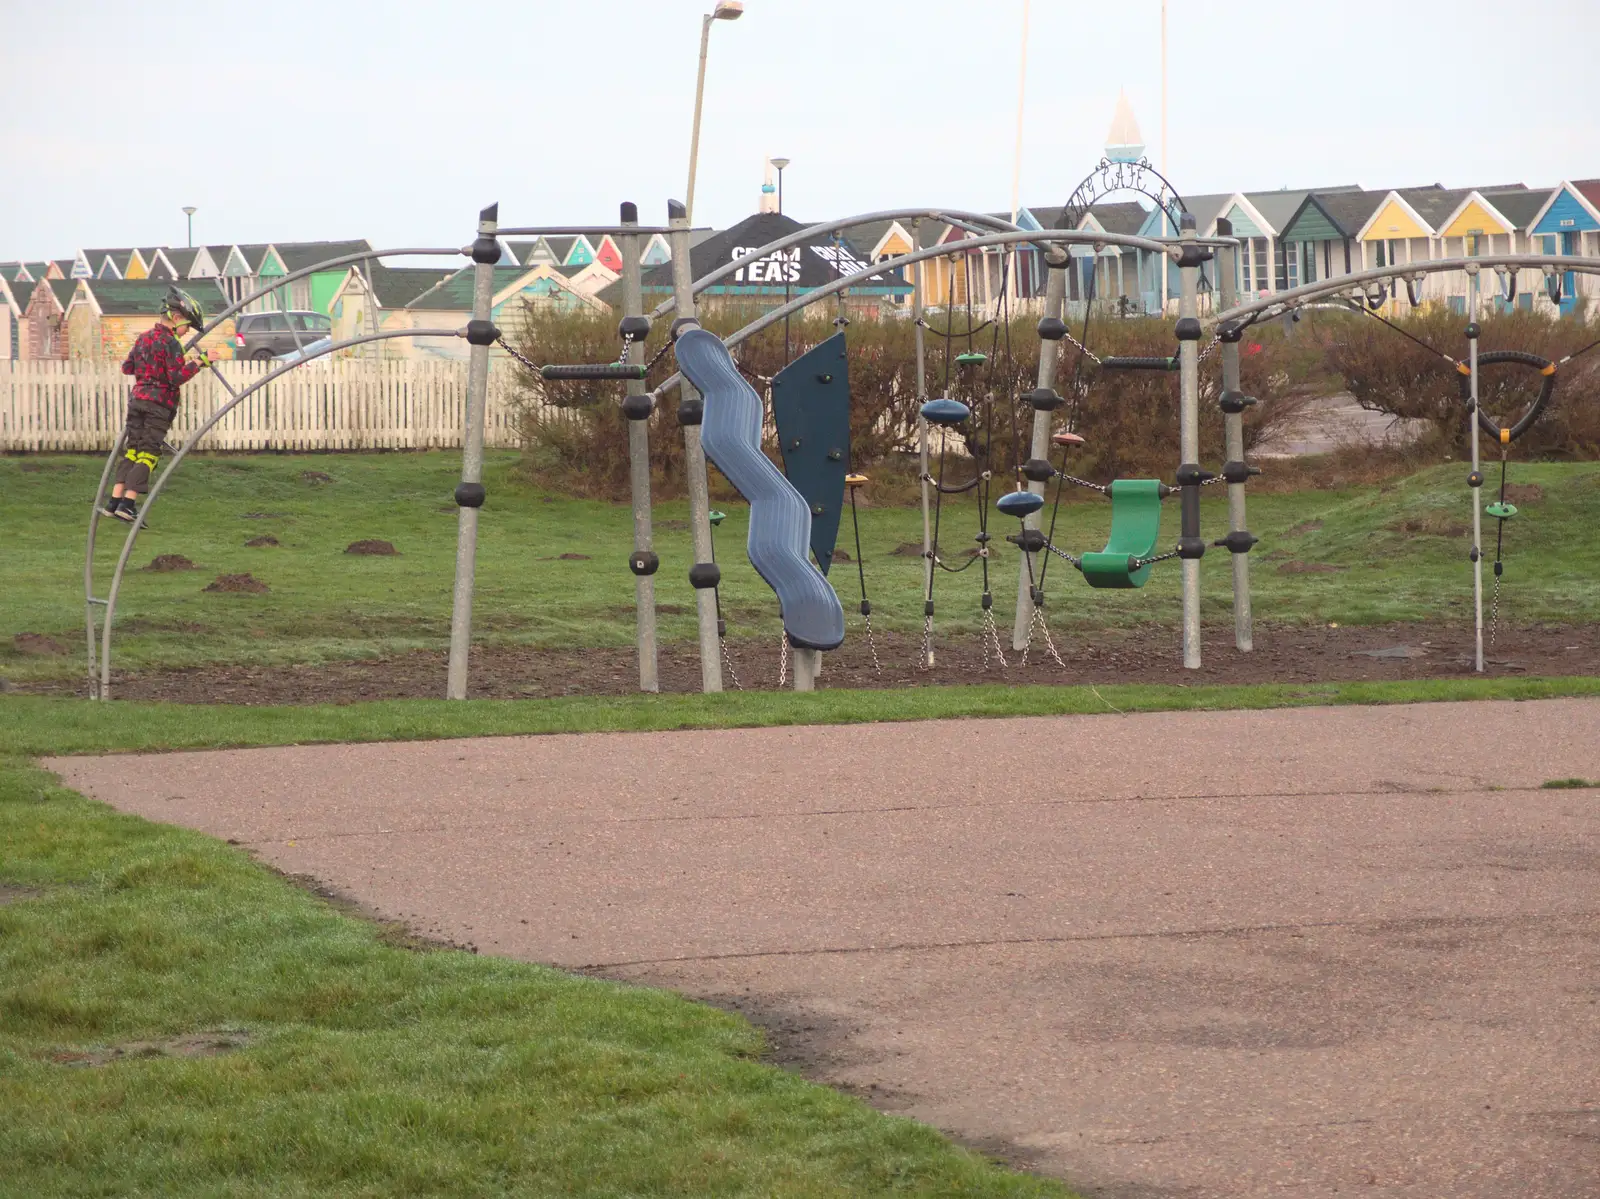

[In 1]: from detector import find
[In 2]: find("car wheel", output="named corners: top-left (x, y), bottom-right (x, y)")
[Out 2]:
top-left (250, 348), bottom-right (274, 362)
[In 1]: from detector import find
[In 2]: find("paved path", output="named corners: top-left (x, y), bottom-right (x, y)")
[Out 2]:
top-left (51, 700), bottom-right (1600, 1198)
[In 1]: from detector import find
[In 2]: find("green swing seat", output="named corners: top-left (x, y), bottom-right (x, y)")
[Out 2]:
top-left (1079, 479), bottom-right (1164, 589)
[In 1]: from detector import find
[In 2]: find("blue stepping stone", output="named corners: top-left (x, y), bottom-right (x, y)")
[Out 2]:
top-left (920, 397), bottom-right (971, 426)
top-left (996, 490), bottom-right (1046, 518)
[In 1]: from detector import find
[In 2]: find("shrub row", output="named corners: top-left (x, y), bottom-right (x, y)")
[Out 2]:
top-left (506, 304), bottom-right (1599, 498)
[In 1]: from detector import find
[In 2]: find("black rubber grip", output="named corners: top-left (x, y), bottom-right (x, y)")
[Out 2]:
top-left (540, 363), bottom-right (648, 381)
top-left (1458, 350), bottom-right (1557, 443)
top-left (1101, 356), bottom-right (1178, 372)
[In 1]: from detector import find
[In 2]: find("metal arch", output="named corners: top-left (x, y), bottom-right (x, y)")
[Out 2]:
top-left (1210, 254), bottom-right (1600, 329)
top-left (87, 327), bottom-right (463, 700)
top-left (649, 208), bottom-right (1036, 320)
top-left (649, 228), bottom-right (1183, 399)
top-left (1058, 157), bottom-right (1187, 234)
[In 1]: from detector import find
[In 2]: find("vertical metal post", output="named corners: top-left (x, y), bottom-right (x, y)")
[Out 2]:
top-left (84, 432), bottom-right (124, 700)
top-left (620, 201), bottom-right (659, 692)
top-left (1468, 273), bottom-right (1484, 673)
top-left (1215, 220), bottom-right (1253, 652)
top-left (669, 199), bottom-right (724, 693)
top-left (914, 224), bottom-right (935, 666)
top-left (446, 202), bottom-right (499, 701)
top-left (792, 647), bottom-right (817, 692)
top-left (1178, 218), bottom-right (1202, 670)
top-left (1012, 248), bottom-right (1068, 650)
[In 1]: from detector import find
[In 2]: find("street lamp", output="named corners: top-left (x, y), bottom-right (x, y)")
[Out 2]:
top-left (182, 206), bottom-right (197, 248)
top-left (768, 157), bottom-right (794, 360)
top-left (770, 156), bottom-right (790, 215)
top-left (685, 0), bottom-right (743, 223)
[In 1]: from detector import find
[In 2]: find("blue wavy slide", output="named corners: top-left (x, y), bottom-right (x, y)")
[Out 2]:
top-left (675, 327), bottom-right (845, 651)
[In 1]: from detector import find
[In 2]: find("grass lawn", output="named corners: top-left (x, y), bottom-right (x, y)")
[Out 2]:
top-left (5, 452), bottom-right (1600, 684)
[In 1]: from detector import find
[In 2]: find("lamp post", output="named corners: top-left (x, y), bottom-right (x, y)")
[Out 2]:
top-left (771, 157), bottom-right (792, 360)
top-left (685, 1), bottom-right (743, 224)
top-left (182, 206), bottom-right (197, 249)
top-left (771, 156), bottom-right (789, 214)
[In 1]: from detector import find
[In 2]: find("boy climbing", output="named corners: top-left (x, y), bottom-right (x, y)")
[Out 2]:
top-left (102, 288), bottom-right (211, 524)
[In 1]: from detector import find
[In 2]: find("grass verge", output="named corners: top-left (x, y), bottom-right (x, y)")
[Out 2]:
top-left (0, 752), bottom-right (1070, 1197)
top-left (5, 674), bottom-right (1599, 759)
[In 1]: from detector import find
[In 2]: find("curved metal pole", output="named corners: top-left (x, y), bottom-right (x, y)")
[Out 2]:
top-left (650, 208), bottom-right (1035, 319)
top-left (93, 327), bottom-right (462, 699)
top-left (651, 228), bottom-right (1186, 398)
top-left (181, 247), bottom-right (466, 349)
top-left (84, 430), bottom-right (124, 699)
top-left (1211, 254), bottom-right (1600, 327)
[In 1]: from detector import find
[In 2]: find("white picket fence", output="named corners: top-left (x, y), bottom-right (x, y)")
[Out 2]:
top-left (0, 359), bottom-right (541, 452)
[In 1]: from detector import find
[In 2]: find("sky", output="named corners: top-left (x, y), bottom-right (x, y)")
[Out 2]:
top-left (4, 0), bottom-right (1597, 261)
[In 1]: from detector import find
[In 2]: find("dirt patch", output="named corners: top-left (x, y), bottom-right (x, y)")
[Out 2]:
top-left (245, 535), bottom-right (280, 548)
top-left (1277, 561), bottom-right (1347, 574)
top-left (17, 462), bottom-right (73, 473)
top-left (0, 885), bottom-right (44, 905)
top-left (300, 470), bottom-right (334, 485)
top-left (274, 870), bottom-right (475, 954)
top-left (1285, 519), bottom-right (1324, 536)
top-left (537, 552), bottom-right (590, 561)
top-left (892, 542), bottom-right (927, 557)
top-left (28, 621), bottom-right (1600, 705)
top-left (12, 633), bottom-right (67, 656)
top-left (1390, 513), bottom-right (1471, 537)
top-left (241, 512), bottom-right (285, 520)
top-left (204, 573), bottom-right (269, 594)
top-left (345, 540), bottom-right (397, 556)
top-left (44, 1029), bottom-right (250, 1068)
top-left (1503, 483), bottom-right (1543, 505)
top-left (831, 549), bottom-right (852, 563)
top-left (144, 554), bottom-right (195, 572)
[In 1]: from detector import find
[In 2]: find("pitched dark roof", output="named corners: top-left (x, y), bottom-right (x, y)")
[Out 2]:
top-left (1483, 188), bottom-right (1549, 230)
top-left (359, 262), bottom-right (456, 308)
top-left (1086, 201), bottom-right (1149, 236)
top-left (1307, 189), bottom-right (1392, 236)
top-left (165, 247), bottom-right (200, 276)
top-left (77, 279), bottom-right (203, 316)
top-left (405, 265), bottom-right (537, 311)
top-left (628, 212), bottom-right (910, 302)
top-left (9, 280), bottom-right (35, 311)
top-left (273, 240), bottom-right (373, 273)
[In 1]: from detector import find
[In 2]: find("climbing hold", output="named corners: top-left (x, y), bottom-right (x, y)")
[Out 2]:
top-left (920, 397), bottom-right (971, 426)
top-left (845, 473), bottom-right (869, 488)
top-left (1051, 431), bottom-right (1086, 447)
top-left (996, 490), bottom-right (1046, 519)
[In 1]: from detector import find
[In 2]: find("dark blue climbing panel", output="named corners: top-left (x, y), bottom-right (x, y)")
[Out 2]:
top-left (771, 333), bottom-right (851, 575)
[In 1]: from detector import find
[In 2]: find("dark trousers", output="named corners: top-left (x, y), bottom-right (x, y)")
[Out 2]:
top-left (113, 398), bottom-right (176, 491)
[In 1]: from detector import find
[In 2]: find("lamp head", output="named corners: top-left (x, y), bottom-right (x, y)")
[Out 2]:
top-left (182, 206), bottom-right (197, 216)
top-left (712, 1), bottom-right (743, 18)
top-left (770, 157), bottom-right (790, 171)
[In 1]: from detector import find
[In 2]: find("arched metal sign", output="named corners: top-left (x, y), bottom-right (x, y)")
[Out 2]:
top-left (1057, 157), bottom-right (1186, 234)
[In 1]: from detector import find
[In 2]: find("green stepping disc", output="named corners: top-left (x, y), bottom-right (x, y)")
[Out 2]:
top-left (708, 510), bottom-right (727, 527)
top-left (1484, 502), bottom-right (1518, 520)
top-left (955, 351), bottom-right (987, 365)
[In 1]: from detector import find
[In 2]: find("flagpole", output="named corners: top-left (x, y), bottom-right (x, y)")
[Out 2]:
top-left (1008, 0), bottom-right (1031, 309)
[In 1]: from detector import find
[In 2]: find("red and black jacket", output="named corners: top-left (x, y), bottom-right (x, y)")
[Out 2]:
top-left (121, 325), bottom-right (202, 409)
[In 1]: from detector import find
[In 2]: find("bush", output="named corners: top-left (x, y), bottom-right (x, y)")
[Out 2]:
top-left (1323, 306), bottom-right (1600, 458)
top-left (505, 303), bottom-right (1315, 499)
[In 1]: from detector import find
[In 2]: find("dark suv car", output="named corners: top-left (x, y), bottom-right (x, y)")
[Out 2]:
top-left (234, 311), bottom-right (333, 361)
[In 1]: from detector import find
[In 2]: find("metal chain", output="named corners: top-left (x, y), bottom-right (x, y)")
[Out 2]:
top-left (1044, 542), bottom-right (1082, 569)
top-left (981, 607), bottom-right (1009, 670)
top-left (861, 612), bottom-right (882, 673)
top-left (1058, 473), bottom-right (1108, 494)
top-left (496, 335), bottom-right (542, 374)
top-left (1131, 547), bottom-right (1183, 569)
top-left (777, 634), bottom-right (789, 689)
top-left (917, 614), bottom-right (934, 672)
top-left (1061, 327), bottom-right (1102, 365)
top-left (1021, 606), bottom-right (1065, 669)
top-left (720, 634), bottom-right (744, 691)
top-left (1201, 474), bottom-right (1227, 487)
top-left (1490, 572), bottom-right (1501, 650)
top-left (1197, 335), bottom-right (1222, 364)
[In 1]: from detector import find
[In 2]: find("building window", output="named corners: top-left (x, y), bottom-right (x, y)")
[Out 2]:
top-left (1374, 241), bottom-right (1387, 269)
top-left (1465, 233), bottom-right (1484, 256)
top-left (1251, 238), bottom-right (1268, 292)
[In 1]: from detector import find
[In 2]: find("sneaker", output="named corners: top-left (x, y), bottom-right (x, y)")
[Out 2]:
top-left (99, 499), bottom-right (123, 519)
top-left (113, 500), bottom-right (145, 527)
